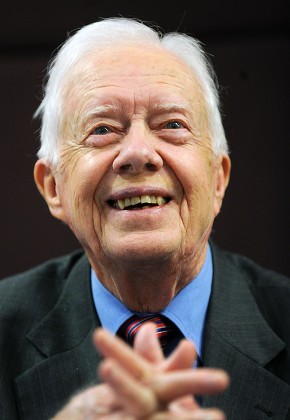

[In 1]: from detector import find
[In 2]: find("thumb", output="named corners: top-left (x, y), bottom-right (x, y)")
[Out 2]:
top-left (134, 323), bottom-right (164, 364)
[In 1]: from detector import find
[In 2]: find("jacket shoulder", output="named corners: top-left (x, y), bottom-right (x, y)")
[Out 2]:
top-left (211, 242), bottom-right (290, 341)
top-left (0, 249), bottom-right (86, 315)
top-left (1, 248), bottom-right (84, 281)
top-left (211, 241), bottom-right (289, 287)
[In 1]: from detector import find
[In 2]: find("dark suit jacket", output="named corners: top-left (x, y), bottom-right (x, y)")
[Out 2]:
top-left (0, 243), bottom-right (290, 419)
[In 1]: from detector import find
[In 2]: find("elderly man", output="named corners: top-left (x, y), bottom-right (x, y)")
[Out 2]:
top-left (1, 17), bottom-right (289, 420)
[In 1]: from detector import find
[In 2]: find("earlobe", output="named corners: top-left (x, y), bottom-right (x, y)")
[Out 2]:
top-left (34, 159), bottom-right (66, 222)
top-left (214, 154), bottom-right (231, 216)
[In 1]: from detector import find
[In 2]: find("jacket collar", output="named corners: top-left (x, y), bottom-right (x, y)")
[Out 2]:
top-left (26, 252), bottom-right (99, 357)
top-left (27, 243), bottom-right (285, 364)
top-left (204, 242), bottom-right (285, 367)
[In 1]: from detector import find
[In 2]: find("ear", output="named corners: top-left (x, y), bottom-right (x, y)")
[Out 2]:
top-left (34, 159), bottom-right (67, 223)
top-left (213, 154), bottom-right (231, 216)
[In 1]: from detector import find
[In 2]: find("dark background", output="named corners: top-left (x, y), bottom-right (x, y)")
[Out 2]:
top-left (0, 0), bottom-right (289, 279)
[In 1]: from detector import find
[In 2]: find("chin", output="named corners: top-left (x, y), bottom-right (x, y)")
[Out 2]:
top-left (106, 239), bottom-right (179, 264)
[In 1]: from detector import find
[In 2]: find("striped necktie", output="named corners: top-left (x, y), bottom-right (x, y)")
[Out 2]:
top-left (118, 314), bottom-right (181, 354)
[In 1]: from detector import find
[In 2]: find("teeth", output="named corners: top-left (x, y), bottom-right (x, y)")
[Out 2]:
top-left (157, 196), bottom-right (166, 205)
top-left (141, 195), bottom-right (151, 204)
top-left (117, 199), bottom-right (125, 210)
top-left (131, 196), bottom-right (141, 205)
top-left (115, 195), bottom-right (167, 210)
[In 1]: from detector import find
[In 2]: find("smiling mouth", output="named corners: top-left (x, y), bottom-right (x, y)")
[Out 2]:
top-left (108, 195), bottom-right (171, 210)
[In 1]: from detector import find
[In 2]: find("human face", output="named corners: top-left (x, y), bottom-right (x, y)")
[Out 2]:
top-left (39, 45), bottom-right (230, 279)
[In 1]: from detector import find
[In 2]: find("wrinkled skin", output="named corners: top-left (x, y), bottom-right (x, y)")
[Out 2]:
top-left (35, 44), bottom-right (230, 312)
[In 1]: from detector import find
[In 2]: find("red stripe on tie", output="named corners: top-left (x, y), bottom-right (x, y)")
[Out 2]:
top-left (118, 314), bottom-right (178, 349)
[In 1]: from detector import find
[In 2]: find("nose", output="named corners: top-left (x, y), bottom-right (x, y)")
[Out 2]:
top-left (112, 124), bottom-right (163, 174)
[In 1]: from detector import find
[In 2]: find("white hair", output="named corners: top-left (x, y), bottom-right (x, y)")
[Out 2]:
top-left (35, 17), bottom-right (228, 165)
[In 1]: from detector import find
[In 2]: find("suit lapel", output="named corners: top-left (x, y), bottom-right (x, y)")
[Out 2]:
top-left (14, 254), bottom-right (102, 419)
top-left (203, 244), bottom-right (290, 419)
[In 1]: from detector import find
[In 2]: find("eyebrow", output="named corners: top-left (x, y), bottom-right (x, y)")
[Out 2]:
top-left (82, 101), bottom-right (194, 124)
top-left (152, 102), bottom-right (192, 113)
top-left (83, 104), bottom-right (120, 120)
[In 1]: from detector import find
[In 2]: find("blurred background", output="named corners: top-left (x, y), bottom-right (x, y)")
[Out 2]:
top-left (0, 0), bottom-right (289, 278)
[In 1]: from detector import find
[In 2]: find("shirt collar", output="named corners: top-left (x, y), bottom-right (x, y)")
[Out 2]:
top-left (91, 243), bottom-right (213, 357)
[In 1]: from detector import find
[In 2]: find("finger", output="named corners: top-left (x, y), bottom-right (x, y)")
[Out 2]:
top-left (93, 328), bottom-right (152, 379)
top-left (99, 358), bottom-right (159, 418)
top-left (146, 369), bottom-right (230, 402)
top-left (170, 406), bottom-right (226, 420)
top-left (134, 322), bottom-right (164, 363)
top-left (150, 408), bottom-right (226, 420)
top-left (159, 339), bottom-right (197, 373)
top-left (168, 394), bottom-right (200, 410)
top-left (52, 384), bottom-right (121, 419)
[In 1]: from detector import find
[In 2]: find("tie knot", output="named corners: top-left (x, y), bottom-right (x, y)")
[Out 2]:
top-left (118, 314), bottom-right (180, 351)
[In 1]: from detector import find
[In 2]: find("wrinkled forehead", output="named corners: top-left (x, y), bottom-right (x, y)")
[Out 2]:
top-left (61, 45), bottom-right (208, 138)
top-left (63, 44), bottom-right (203, 92)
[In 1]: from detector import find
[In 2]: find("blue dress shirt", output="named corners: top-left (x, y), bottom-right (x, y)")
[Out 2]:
top-left (91, 243), bottom-right (213, 358)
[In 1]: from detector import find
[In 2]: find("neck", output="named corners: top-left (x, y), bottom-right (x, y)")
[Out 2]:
top-left (89, 245), bottom-right (207, 312)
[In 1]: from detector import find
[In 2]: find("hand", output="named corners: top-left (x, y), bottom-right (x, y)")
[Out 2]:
top-left (53, 324), bottom-right (229, 419)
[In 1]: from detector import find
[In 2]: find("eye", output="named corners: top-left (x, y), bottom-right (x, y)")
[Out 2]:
top-left (91, 125), bottom-right (111, 135)
top-left (165, 121), bottom-right (184, 129)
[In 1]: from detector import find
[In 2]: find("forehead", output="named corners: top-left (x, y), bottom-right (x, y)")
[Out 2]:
top-left (61, 44), bottom-right (204, 113)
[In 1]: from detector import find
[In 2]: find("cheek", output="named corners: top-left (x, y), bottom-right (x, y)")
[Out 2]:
top-left (57, 153), bottom-right (111, 222)
top-left (173, 157), bottom-right (217, 224)
top-left (172, 156), bottom-right (214, 202)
